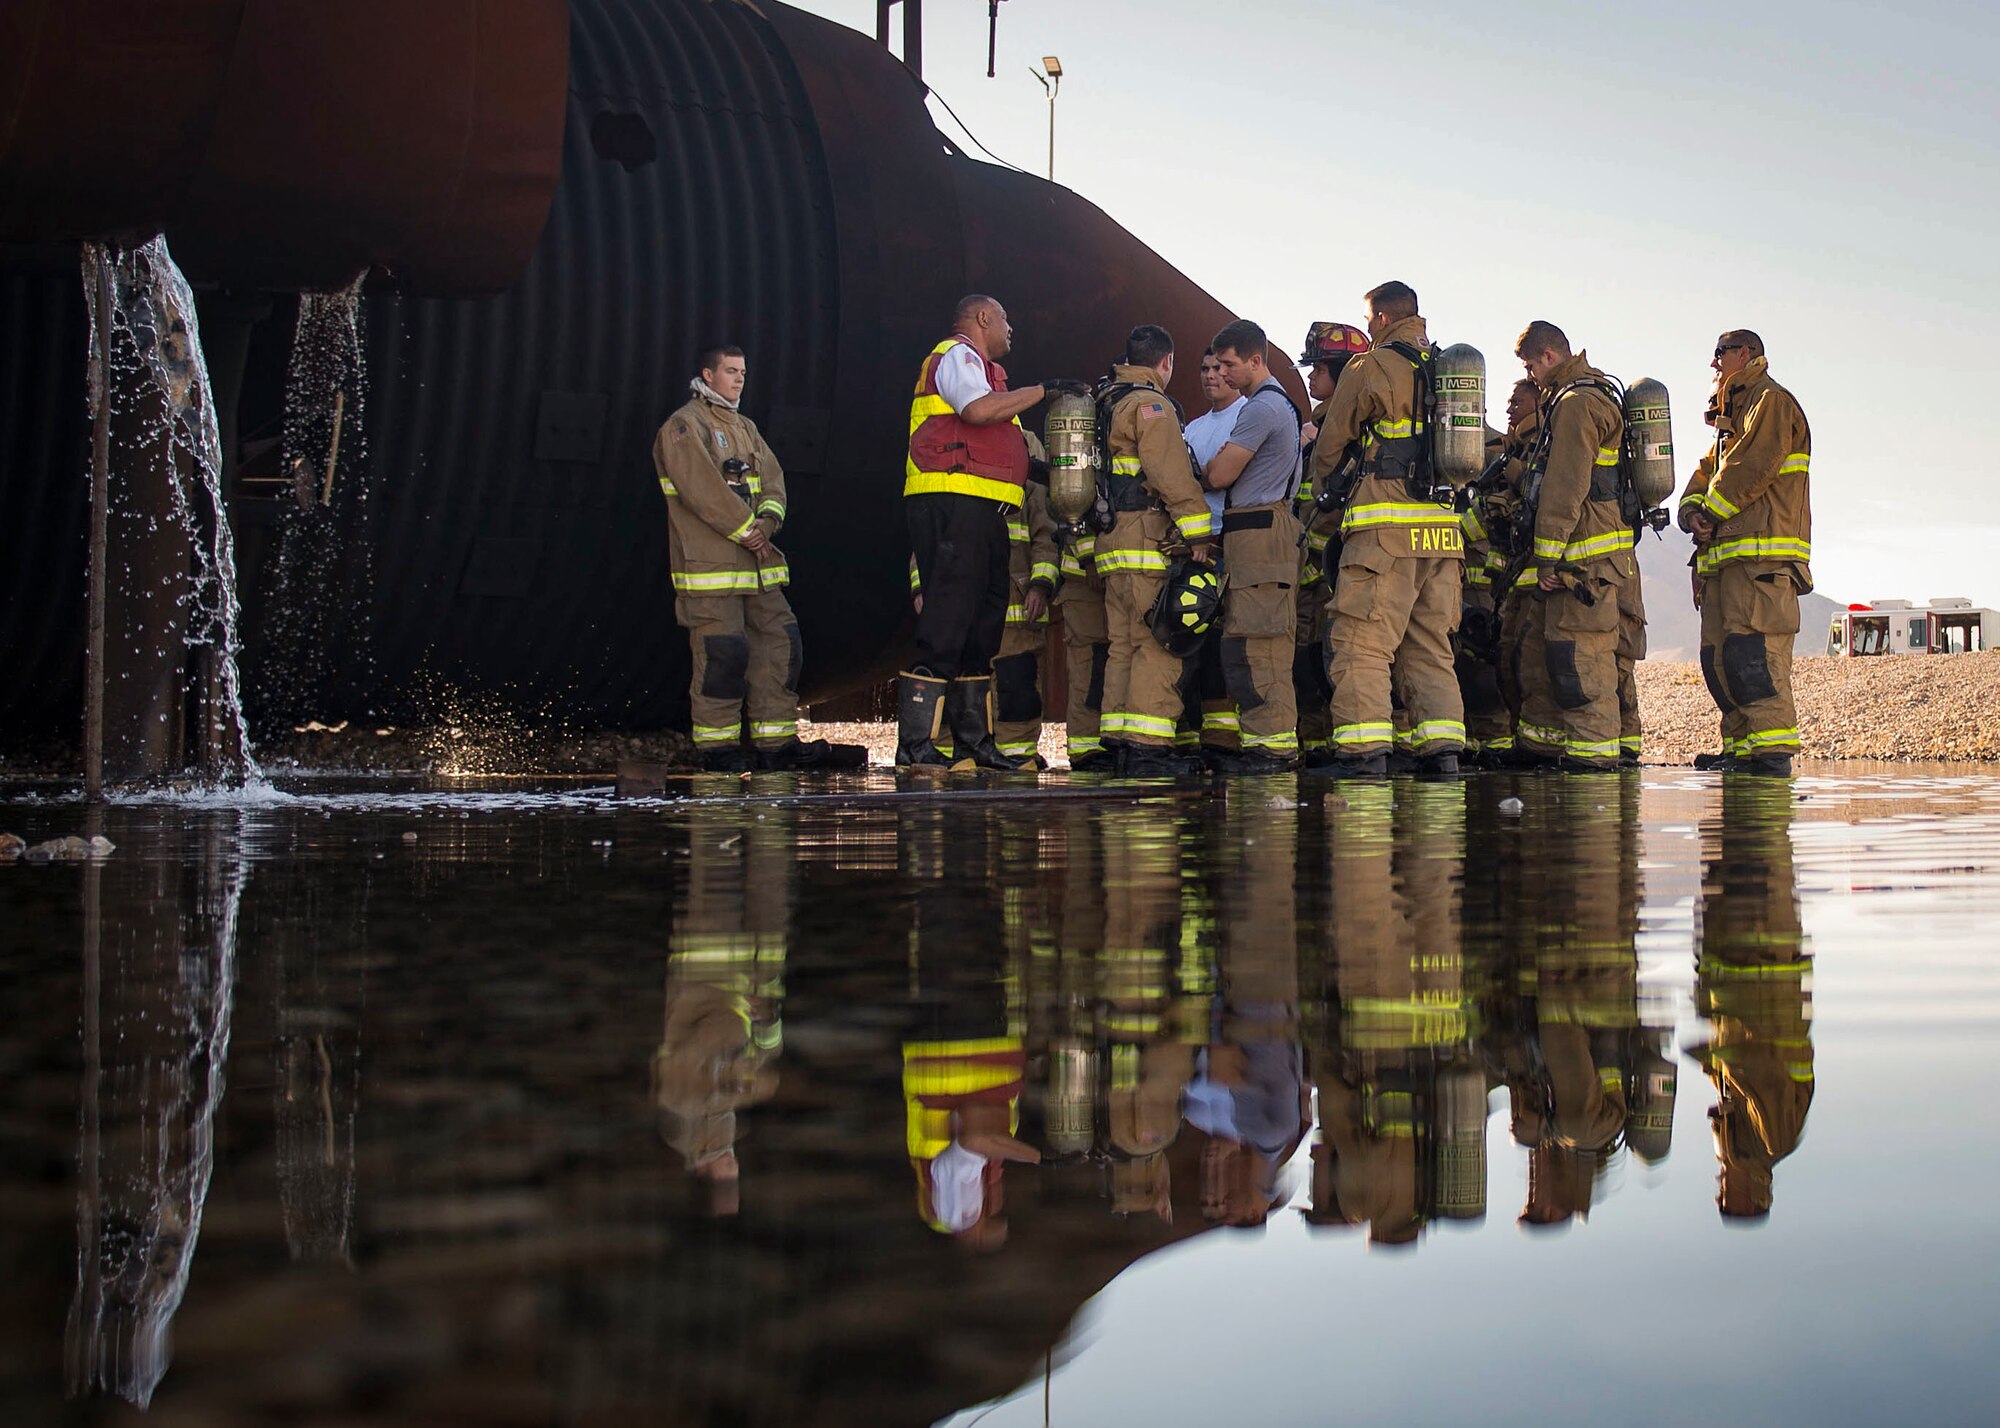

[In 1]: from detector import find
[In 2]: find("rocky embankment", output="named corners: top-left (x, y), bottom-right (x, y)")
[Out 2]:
top-left (1635, 650), bottom-right (2000, 764)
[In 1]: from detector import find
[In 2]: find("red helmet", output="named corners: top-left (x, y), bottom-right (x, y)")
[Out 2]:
top-left (1298, 321), bottom-right (1370, 365)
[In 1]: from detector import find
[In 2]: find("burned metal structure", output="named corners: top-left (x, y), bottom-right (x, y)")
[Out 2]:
top-left (0, 0), bottom-right (1283, 772)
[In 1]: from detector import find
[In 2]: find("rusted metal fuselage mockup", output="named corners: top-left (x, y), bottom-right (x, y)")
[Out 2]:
top-left (0, 0), bottom-right (1295, 752)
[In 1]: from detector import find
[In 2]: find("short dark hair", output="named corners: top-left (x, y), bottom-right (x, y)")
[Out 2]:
top-left (953, 293), bottom-right (998, 328)
top-left (1363, 281), bottom-right (1418, 321)
top-left (1211, 319), bottom-right (1267, 363)
top-left (1513, 320), bottom-right (1570, 360)
top-left (1511, 377), bottom-right (1540, 400)
top-left (1718, 328), bottom-right (1764, 358)
top-left (697, 344), bottom-right (745, 375)
top-left (1125, 324), bottom-right (1174, 369)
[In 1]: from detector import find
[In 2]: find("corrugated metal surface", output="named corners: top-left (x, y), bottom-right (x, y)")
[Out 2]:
top-left (1, 0), bottom-right (1290, 742)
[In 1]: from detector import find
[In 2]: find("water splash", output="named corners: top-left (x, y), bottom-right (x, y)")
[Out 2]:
top-left (80, 237), bottom-right (260, 784)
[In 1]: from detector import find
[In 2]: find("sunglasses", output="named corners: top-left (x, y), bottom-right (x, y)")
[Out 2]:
top-left (1713, 343), bottom-right (1746, 359)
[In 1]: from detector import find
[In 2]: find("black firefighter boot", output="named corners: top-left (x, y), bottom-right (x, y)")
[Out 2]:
top-left (896, 671), bottom-right (967, 769)
top-left (756, 736), bottom-right (869, 771)
top-left (944, 675), bottom-right (1020, 771)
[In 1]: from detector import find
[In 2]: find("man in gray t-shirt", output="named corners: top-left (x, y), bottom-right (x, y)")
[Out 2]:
top-left (1199, 320), bottom-right (1305, 771)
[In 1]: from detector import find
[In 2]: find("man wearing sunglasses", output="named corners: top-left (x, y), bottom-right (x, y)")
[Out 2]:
top-left (1678, 331), bottom-right (1813, 776)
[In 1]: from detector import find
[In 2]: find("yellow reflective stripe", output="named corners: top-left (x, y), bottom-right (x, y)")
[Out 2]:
top-left (1410, 719), bottom-right (1465, 744)
top-left (1486, 735), bottom-right (1515, 751)
top-left (1741, 727), bottom-right (1799, 747)
top-left (909, 393), bottom-right (955, 424)
top-left (1563, 528), bottom-right (1635, 560)
top-left (997, 740), bottom-right (1039, 757)
top-left (1697, 535), bottom-right (1812, 570)
top-left (1779, 451), bottom-right (1810, 475)
top-left (1095, 549), bottom-right (1172, 573)
top-left (751, 721), bottom-right (796, 740)
top-left (658, 477), bottom-right (678, 497)
top-left (1344, 502), bottom-right (1460, 531)
top-left (909, 565), bottom-right (922, 592)
top-left (903, 469), bottom-right (1022, 506)
top-left (1519, 720), bottom-right (1566, 748)
top-left (1202, 711), bottom-right (1241, 731)
top-left (1620, 735), bottom-right (1642, 752)
top-left (1304, 529), bottom-right (1331, 551)
top-left (1513, 565), bottom-right (1542, 589)
top-left (1595, 444), bottom-right (1620, 466)
top-left (1566, 737), bottom-right (1621, 759)
top-left (1111, 712), bottom-right (1178, 739)
top-left (1109, 456), bottom-right (1143, 475)
top-left (1533, 536), bottom-right (1567, 560)
top-left (1242, 730), bottom-right (1298, 752)
top-left (1006, 521), bottom-right (1030, 542)
top-left (1460, 507), bottom-right (1487, 541)
top-left (1331, 721), bottom-right (1394, 745)
top-left (1029, 561), bottom-right (1058, 586)
top-left (728, 515), bottom-right (758, 543)
top-left (1067, 736), bottom-right (1103, 756)
top-left (691, 723), bottom-right (742, 745)
top-left (1175, 510), bottom-right (1216, 539)
top-left (756, 500), bottom-right (785, 520)
top-left (673, 570), bottom-right (764, 592)
top-left (1703, 487), bottom-right (1742, 520)
top-left (1370, 417), bottom-right (1418, 439)
top-left (1005, 604), bottom-right (1029, 624)
top-left (1465, 567), bottom-right (1492, 587)
top-left (758, 563), bottom-right (789, 587)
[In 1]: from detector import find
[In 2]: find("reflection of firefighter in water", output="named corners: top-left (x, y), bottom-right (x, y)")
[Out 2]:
top-left (1489, 779), bottom-right (1646, 1228)
top-left (1688, 779), bottom-right (1813, 1219)
top-left (1182, 795), bottom-right (1307, 1228)
top-left (653, 806), bottom-right (791, 1216)
top-left (898, 806), bottom-right (1038, 1246)
top-left (1306, 783), bottom-right (1477, 1245)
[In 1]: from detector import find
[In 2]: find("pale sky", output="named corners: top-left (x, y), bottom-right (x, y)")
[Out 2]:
top-left (790, 0), bottom-right (2000, 610)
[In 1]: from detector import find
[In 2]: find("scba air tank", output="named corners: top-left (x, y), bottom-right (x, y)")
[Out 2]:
top-left (1622, 377), bottom-right (1675, 509)
top-left (1042, 392), bottom-right (1099, 524)
top-left (1432, 343), bottom-right (1487, 487)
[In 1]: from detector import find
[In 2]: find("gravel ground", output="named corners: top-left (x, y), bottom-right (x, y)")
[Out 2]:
top-left (812, 650), bottom-right (2000, 768)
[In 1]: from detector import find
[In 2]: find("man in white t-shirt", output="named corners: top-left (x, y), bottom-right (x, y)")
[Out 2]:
top-left (1178, 349), bottom-right (1249, 757)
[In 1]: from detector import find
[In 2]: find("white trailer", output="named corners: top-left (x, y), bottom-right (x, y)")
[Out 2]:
top-left (1827, 597), bottom-right (2000, 656)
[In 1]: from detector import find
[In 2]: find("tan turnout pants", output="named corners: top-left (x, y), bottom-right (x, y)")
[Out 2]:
top-left (1617, 565), bottom-right (1647, 759)
top-left (1221, 504), bottom-right (1302, 756)
top-left (1698, 560), bottom-right (1801, 758)
top-left (1058, 580), bottom-right (1108, 762)
top-left (1325, 548), bottom-right (1463, 758)
top-left (992, 619), bottom-right (1047, 762)
top-left (1103, 564), bottom-right (1186, 749)
top-left (678, 588), bottom-right (801, 751)
top-left (1516, 565), bottom-right (1627, 768)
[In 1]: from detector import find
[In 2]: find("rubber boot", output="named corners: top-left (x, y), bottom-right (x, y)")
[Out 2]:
top-left (1069, 747), bottom-right (1116, 772)
top-left (1303, 752), bottom-right (1388, 779)
top-left (699, 746), bottom-right (753, 773)
top-left (1208, 748), bottom-right (1295, 776)
top-left (1386, 749), bottom-right (1420, 775)
top-left (896, 672), bottom-right (966, 768)
top-left (1726, 752), bottom-right (1793, 777)
top-left (945, 676), bottom-right (1019, 770)
top-left (1692, 751), bottom-right (1730, 770)
top-left (1418, 752), bottom-right (1462, 780)
top-left (756, 737), bottom-right (867, 770)
top-left (1118, 744), bottom-right (1199, 777)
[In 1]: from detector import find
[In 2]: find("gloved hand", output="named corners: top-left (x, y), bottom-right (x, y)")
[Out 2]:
top-left (1042, 378), bottom-right (1091, 398)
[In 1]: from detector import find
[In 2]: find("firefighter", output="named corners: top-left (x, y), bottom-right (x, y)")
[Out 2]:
top-left (1678, 330), bottom-right (1812, 775)
top-left (1512, 320), bottom-right (1637, 771)
top-left (1616, 559), bottom-right (1648, 765)
top-left (1294, 322), bottom-right (1372, 762)
top-left (900, 294), bottom-right (1074, 770)
top-left (910, 451), bottom-right (1059, 767)
top-left (653, 345), bottom-right (833, 771)
top-left (653, 802), bottom-right (792, 1216)
top-left (1095, 325), bottom-right (1217, 776)
top-left (1181, 348), bottom-right (1249, 759)
top-left (1204, 319), bottom-right (1307, 772)
top-left (1458, 378), bottom-right (1539, 762)
top-left (1306, 282), bottom-right (1465, 779)
top-left (1486, 385), bottom-right (1543, 765)
top-left (1688, 778), bottom-right (1813, 1217)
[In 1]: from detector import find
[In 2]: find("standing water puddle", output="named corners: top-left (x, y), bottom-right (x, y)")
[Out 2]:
top-left (3, 767), bottom-right (1998, 1425)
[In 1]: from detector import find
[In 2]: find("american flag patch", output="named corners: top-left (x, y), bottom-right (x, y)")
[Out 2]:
top-left (1141, 403), bottom-right (1164, 420)
top-left (671, 421), bottom-right (688, 441)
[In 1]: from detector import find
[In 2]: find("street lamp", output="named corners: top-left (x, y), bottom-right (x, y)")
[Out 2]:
top-left (1030, 55), bottom-right (1062, 182)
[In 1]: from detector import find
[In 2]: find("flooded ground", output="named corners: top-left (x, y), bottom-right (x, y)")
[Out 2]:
top-left (3, 765), bottom-right (1998, 1427)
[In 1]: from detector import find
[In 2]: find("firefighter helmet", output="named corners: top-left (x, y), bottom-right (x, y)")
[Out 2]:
top-left (1147, 559), bottom-right (1224, 658)
top-left (1298, 321), bottom-right (1370, 366)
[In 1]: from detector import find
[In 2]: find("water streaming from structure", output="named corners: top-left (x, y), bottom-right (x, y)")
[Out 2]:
top-left (257, 274), bottom-right (371, 727)
top-left (80, 236), bottom-right (260, 784)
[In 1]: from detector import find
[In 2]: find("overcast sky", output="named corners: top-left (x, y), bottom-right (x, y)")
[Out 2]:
top-left (788, 0), bottom-right (2000, 611)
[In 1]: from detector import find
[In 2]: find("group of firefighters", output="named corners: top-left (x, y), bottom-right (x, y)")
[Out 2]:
top-left (652, 282), bottom-right (1813, 779)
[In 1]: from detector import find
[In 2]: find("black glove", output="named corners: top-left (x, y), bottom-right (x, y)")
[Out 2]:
top-left (1042, 378), bottom-right (1091, 398)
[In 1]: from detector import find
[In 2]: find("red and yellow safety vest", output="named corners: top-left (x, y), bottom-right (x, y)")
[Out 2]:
top-left (905, 337), bottom-right (1029, 506)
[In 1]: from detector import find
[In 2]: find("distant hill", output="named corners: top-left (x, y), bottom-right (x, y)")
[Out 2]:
top-left (1635, 527), bottom-right (1839, 661)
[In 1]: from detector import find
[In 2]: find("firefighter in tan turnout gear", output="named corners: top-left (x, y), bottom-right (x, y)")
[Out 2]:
top-left (1512, 320), bottom-right (1637, 771)
top-left (1679, 329), bottom-right (1812, 776)
top-left (654, 345), bottom-right (834, 772)
top-left (1307, 282), bottom-right (1465, 779)
top-left (1294, 322), bottom-right (1373, 762)
top-left (1095, 325), bottom-right (1217, 776)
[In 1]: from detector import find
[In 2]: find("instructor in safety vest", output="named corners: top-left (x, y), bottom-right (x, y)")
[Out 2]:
top-left (1679, 330), bottom-right (1812, 776)
top-left (899, 295), bottom-right (1075, 770)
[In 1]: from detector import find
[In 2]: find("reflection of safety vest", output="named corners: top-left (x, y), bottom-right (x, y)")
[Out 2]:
top-left (905, 338), bottom-right (1029, 506)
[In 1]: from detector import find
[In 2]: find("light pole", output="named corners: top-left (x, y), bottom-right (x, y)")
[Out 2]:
top-left (1030, 55), bottom-right (1062, 182)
